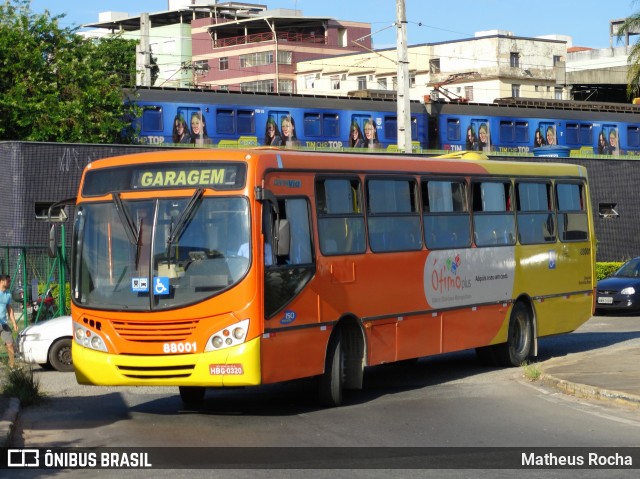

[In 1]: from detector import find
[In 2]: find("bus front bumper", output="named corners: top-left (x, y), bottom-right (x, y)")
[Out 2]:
top-left (72, 336), bottom-right (261, 387)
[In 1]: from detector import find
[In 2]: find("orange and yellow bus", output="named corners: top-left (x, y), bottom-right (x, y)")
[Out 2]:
top-left (68, 148), bottom-right (595, 406)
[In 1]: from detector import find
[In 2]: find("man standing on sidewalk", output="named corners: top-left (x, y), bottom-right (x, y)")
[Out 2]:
top-left (0, 274), bottom-right (18, 369)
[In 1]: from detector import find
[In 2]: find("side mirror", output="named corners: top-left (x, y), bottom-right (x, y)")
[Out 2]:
top-left (275, 219), bottom-right (290, 257)
top-left (48, 224), bottom-right (58, 258)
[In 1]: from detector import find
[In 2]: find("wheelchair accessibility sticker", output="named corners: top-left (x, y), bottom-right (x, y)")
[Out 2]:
top-left (154, 277), bottom-right (170, 295)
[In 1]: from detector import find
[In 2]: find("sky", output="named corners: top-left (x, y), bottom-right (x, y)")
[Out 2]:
top-left (28, 0), bottom-right (639, 50)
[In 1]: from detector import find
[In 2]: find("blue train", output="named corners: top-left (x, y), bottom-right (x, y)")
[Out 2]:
top-left (129, 88), bottom-right (429, 151)
top-left (429, 98), bottom-right (640, 156)
top-left (129, 89), bottom-right (640, 156)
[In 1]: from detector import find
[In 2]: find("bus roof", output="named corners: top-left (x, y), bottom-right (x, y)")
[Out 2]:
top-left (82, 148), bottom-right (588, 182)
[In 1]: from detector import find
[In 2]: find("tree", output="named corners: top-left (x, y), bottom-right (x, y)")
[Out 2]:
top-left (616, 2), bottom-right (640, 99)
top-left (0, 0), bottom-right (140, 143)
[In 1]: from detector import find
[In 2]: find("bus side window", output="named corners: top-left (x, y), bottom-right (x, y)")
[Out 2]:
top-left (422, 178), bottom-right (471, 249)
top-left (316, 178), bottom-right (365, 255)
top-left (556, 182), bottom-right (588, 241)
top-left (516, 181), bottom-right (555, 244)
top-left (472, 181), bottom-right (516, 247)
top-left (366, 178), bottom-right (421, 252)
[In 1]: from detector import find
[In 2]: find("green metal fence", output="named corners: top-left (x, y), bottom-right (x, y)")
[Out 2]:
top-left (1, 235), bottom-right (69, 329)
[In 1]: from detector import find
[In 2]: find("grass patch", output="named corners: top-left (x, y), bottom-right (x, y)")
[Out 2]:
top-left (2, 366), bottom-right (43, 406)
top-left (521, 361), bottom-right (542, 382)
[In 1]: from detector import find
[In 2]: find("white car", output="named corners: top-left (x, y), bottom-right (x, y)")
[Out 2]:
top-left (17, 315), bottom-right (73, 372)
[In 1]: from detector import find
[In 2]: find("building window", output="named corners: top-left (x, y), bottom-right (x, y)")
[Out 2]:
top-left (429, 58), bottom-right (440, 74)
top-left (409, 73), bottom-right (416, 87)
top-left (510, 52), bottom-right (520, 68)
top-left (240, 51), bottom-right (274, 68)
top-left (240, 80), bottom-right (274, 93)
top-left (277, 51), bottom-right (292, 65)
top-left (377, 77), bottom-right (388, 89)
top-left (512, 84), bottom-right (521, 97)
top-left (555, 87), bottom-right (563, 99)
top-left (193, 60), bottom-right (209, 76)
top-left (305, 74), bottom-right (315, 89)
top-left (278, 79), bottom-right (294, 93)
top-left (357, 76), bottom-right (366, 89)
top-left (465, 86), bottom-right (474, 101)
top-left (330, 75), bottom-right (340, 90)
top-left (219, 57), bottom-right (228, 71)
top-left (553, 55), bottom-right (562, 66)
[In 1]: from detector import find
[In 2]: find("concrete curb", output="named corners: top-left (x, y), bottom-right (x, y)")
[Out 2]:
top-left (0, 397), bottom-right (20, 447)
top-left (540, 373), bottom-right (640, 409)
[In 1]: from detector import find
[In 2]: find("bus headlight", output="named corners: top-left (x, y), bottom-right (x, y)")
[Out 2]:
top-left (205, 319), bottom-right (249, 352)
top-left (73, 322), bottom-right (108, 352)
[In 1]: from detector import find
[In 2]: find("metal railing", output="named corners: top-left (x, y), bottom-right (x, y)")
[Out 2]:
top-left (1, 235), bottom-right (69, 328)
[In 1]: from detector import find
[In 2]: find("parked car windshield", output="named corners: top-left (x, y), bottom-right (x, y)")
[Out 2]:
top-left (72, 196), bottom-right (250, 311)
top-left (614, 258), bottom-right (640, 278)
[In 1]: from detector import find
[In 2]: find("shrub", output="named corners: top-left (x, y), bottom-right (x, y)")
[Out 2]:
top-left (596, 262), bottom-right (623, 281)
top-left (2, 366), bottom-right (43, 407)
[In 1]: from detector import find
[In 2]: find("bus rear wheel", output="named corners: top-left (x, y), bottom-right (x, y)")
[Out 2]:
top-left (179, 386), bottom-right (205, 407)
top-left (318, 332), bottom-right (344, 407)
top-left (497, 302), bottom-right (534, 367)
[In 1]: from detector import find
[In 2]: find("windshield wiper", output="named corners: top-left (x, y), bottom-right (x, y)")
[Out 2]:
top-left (167, 187), bottom-right (205, 252)
top-left (112, 192), bottom-right (143, 269)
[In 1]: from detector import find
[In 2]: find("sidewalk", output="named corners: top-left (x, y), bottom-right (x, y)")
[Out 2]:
top-left (539, 341), bottom-right (640, 408)
top-left (1, 341), bottom-right (639, 447)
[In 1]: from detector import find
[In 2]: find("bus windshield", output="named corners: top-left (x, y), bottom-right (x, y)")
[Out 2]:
top-left (73, 196), bottom-right (250, 311)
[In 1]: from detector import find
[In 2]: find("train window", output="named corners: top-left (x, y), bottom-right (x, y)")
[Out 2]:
top-left (323, 114), bottom-right (340, 138)
top-left (566, 124), bottom-right (579, 145)
top-left (516, 181), bottom-right (555, 244)
top-left (628, 126), bottom-right (640, 148)
top-left (303, 113), bottom-right (321, 137)
top-left (142, 106), bottom-right (163, 132)
top-left (367, 178), bottom-right (421, 253)
top-left (446, 119), bottom-right (461, 141)
top-left (237, 110), bottom-right (255, 135)
top-left (384, 117), bottom-right (397, 140)
top-left (500, 121), bottom-right (515, 142)
top-left (580, 124), bottom-right (593, 145)
top-left (471, 181), bottom-right (515, 247)
top-left (422, 179), bottom-right (470, 249)
top-left (556, 182), bottom-right (588, 242)
top-left (216, 109), bottom-right (235, 135)
top-left (567, 123), bottom-right (593, 146)
top-left (515, 121), bottom-right (529, 142)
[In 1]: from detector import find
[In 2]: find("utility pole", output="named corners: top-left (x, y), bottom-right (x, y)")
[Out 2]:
top-left (136, 13), bottom-right (152, 87)
top-left (396, 0), bottom-right (412, 153)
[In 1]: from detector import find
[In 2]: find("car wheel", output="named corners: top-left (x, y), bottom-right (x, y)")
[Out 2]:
top-left (48, 338), bottom-right (74, 372)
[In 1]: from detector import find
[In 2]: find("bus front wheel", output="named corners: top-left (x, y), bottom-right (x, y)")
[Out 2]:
top-left (318, 332), bottom-right (344, 407)
top-left (497, 302), bottom-right (534, 367)
top-left (179, 386), bottom-right (205, 406)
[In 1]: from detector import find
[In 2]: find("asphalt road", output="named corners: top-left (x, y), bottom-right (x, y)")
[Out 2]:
top-left (5, 315), bottom-right (640, 478)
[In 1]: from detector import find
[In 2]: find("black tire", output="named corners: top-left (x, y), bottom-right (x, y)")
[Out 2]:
top-left (48, 338), bottom-right (74, 372)
top-left (318, 332), bottom-right (344, 407)
top-left (179, 386), bottom-right (206, 406)
top-left (495, 302), bottom-right (534, 367)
